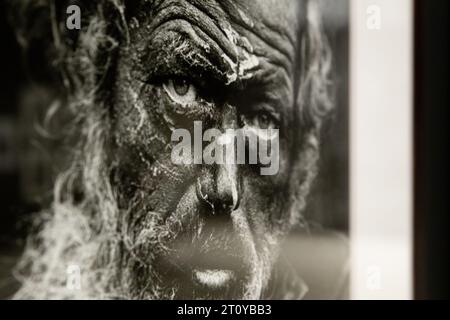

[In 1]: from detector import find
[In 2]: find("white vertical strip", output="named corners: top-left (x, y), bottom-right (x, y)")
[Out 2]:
top-left (350, 0), bottom-right (413, 299)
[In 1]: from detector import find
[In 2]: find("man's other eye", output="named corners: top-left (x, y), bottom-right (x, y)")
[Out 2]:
top-left (162, 79), bottom-right (197, 105)
top-left (242, 112), bottom-right (279, 130)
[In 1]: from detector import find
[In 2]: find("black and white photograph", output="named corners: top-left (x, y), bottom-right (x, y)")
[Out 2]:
top-left (0, 0), bottom-right (447, 303)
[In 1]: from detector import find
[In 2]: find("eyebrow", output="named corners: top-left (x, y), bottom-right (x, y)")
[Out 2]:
top-left (139, 33), bottom-right (293, 131)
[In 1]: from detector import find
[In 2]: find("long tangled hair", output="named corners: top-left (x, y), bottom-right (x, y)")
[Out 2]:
top-left (9, 0), bottom-right (333, 299)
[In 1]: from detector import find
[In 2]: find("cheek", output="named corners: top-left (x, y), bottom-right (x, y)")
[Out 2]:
top-left (112, 77), bottom-right (197, 208)
top-left (240, 160), bottom-right (292, 234)
top-left (114, 77), bottom-right (170, 143)
top-left (238, 129), bottom-right (293, 231)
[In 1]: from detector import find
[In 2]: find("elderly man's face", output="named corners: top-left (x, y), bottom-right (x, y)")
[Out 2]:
top-left (111, 0), bottom-right (305, 299)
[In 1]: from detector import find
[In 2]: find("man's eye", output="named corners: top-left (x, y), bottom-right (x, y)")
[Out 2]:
top-left (162, 79), bottom-right (197, 105)
top-left (242, 113), bottom-right (279, 130)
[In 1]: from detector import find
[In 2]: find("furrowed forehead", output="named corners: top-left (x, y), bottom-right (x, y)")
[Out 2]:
top-left (128, 0), bottom-right (306, 82)
top-left (232, 0), bottom-right (306, 34)
top-left (131, 0), bottom-right (306, 50)
top-left (133, 0), bottom-right (305, 23)
top-left (218, 0), bottom-right (306, 54)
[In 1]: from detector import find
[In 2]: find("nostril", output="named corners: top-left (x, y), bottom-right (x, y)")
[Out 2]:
top-left (196, 177), bottom-right (215, 211)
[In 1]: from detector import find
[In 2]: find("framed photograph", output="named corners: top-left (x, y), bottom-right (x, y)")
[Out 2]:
top-left (0, 0), bottom-right (446, 301)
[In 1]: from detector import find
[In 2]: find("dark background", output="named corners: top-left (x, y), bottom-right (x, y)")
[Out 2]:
top-left (0, 1), bottom-right (29, 247)
top-left (0, 0), bottom-right (26, 297)
top-left (414, 0), bottom-right (449, 300)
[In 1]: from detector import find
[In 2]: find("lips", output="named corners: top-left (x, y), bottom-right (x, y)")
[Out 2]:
top-left (186, 249), bottom-right (244, 295)
top-left (155, 226), bottom-right (248, 295)
top-left (192, 269), bottom-right (235, 289)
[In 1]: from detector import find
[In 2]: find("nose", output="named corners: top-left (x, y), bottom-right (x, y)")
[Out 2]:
top-left (195, 105), bottom-right (240, 215)
top-left (196, 163), bottom-right (240, 215)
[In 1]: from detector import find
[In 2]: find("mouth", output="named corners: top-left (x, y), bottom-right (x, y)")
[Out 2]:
top-left (155, 232), bottom-right (247, 297)
top-left (150, 201), bottom-right (250, 298)
top-left (185, 250), bottom-right (244, 292)
top-left (155, 254), bottom-right (243, 298)
top-left (192, 269), bottom-right (235, 289)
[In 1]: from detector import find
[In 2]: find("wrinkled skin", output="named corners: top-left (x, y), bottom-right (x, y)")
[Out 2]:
top-left (110, 0), bottom-right (309, 299)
